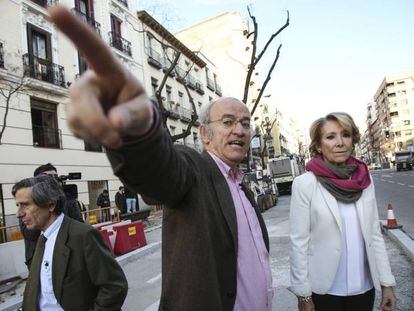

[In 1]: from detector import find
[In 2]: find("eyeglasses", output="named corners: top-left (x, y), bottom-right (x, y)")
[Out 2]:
top-left (207, 116), bottom-right (251, 130)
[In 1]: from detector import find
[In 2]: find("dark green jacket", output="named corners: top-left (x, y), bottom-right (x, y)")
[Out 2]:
top-left (23, 216), bottom-right (128, 311)
top-left (107, 122), bottom-right (269, 311)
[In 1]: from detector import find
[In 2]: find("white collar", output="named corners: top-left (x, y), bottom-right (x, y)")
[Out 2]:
top-left (43, 213), bottom-right (64, 239)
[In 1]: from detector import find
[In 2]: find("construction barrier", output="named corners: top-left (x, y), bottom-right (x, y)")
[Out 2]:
top-left (113, 221), bottom-right (147, 255)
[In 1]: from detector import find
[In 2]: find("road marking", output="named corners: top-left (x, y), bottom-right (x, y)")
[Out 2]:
top-left (145, 300), bottom-right (160, 311)
top-left (380, 179), bottom-right (387, 182)
top-left (381, 174), bottom-right (393, 178)
top-left (146, 273), bottom-right (162, 284)
top-left (409, 185), bottom-right (414, 188)
top-left (388, 181), bottom-right (395, 183)
top-left (397, 183), bottom-right (406, 186)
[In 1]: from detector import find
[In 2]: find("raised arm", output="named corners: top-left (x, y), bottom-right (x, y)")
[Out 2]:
top-left (49, 6), bottom-right (153, 149)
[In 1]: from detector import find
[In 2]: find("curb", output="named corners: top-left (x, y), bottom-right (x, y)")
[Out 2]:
top-left (116, 241), bottom-right (162, 266)
top-left (381, 220), bottom-right (414, 263)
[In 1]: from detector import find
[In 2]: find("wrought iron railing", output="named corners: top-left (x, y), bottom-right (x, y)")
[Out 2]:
top-left (0, 42), bottom-right (4, 68)
top-left (186, 74), bottom-right (197, 90)
top-left (162, 58), bottom-right (176, 76)
top-left (32, 125), bottom-right (62, 149)
top-left (180, 107), bottom-right (192, 123)
top-left (206, 77), bottom-right (215, 91)
top-left (72, 8), bottom-right (101, 35)
top-left (30, 0), bottom-right (58, 7)
top-left (175, 66), bottom-right (187, 83)
top-left (116, 0), bottom-right (128, 8)
top-left (109, 32), bottom-right (132, 57)
top-left (166, 101), bottom-right (180, 119)
top-left (195, 81), bottom-right (205, 95)
top-left (23, 53), bottom-right (65, 87)
top-left (147, 48), bottom-right (162, 69)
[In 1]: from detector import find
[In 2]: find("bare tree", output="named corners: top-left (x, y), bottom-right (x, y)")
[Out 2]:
top-left (127, 16), bottom-right (203, 144)
top-left (242, 7), bottom-right (289, 116)
top-left (0, 69), bottom-right (29, 144)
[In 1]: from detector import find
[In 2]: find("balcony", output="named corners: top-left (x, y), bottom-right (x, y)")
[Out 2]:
top-left (166, 101), bottom-right (180, 119)
top-left (175, 66), bottom-right (187, 84)
top-left (116, 0), bottom-right (128, 7)
top-left (0, 42), bottom-right (4, 68)
top-left (30, 0), bottom-right (58, 7)
top-left (32, 125), bottom-right (62, 149)
top-left (195, 82), bottom-right (205, 95)
top-left (23, 53), bottom-right (65, 87)
top-left (206, 78), bottom-right (215, 91)
top-left (180, 107), bottom-right (192, 123)
top-left (72, 8), bottom-right (101, 35)
top-left (186, 74), bottom-right (197, 90)
top-left (147, 49), bottom-right (162, 69)
top-left (162, 59), bottom-right (176, 77)
top-left (215, 84), bottom-right (222, 96)
top-left (109, 32), bottom-right (132, 57)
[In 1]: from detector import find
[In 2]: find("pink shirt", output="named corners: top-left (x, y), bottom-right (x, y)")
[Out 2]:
top-left (209, 152), bottom-right (273, 311)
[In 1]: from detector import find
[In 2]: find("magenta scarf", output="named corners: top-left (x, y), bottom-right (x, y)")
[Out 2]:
top-left (306, 155), bottom-right (371, 203)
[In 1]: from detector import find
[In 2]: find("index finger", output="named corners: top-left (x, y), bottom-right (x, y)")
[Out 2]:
top-left (49, 6), bottom-right (122, 77)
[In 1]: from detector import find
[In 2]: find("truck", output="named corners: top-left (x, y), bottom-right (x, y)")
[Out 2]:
top-left (267, 156), bottom-right (301, 195)
top-left (395, 151), bottom-right (414, 171)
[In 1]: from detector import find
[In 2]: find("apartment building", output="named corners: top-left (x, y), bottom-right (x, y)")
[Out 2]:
top-left (0, 0), bottom-right (143, 227)
top-left (136, 11), bottom-right (220, 151)
top-left (368, 70), bottom-right (414, 163)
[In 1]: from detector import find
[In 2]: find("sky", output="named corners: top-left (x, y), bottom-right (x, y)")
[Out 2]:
top-left (139, 0), bottom-right (414, 131)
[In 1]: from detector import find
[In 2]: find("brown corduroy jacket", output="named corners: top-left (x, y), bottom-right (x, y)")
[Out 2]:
top-left (107, 123), bottom-right (269, 311)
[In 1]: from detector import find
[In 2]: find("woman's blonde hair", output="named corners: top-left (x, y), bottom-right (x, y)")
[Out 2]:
top-left (309, 112), bottom-right (360, 158)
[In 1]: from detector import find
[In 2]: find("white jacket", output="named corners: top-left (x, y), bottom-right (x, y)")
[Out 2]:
top-left (289, 172), bottom-right (396, 296)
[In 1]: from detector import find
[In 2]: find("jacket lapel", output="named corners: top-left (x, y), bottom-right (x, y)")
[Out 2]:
top-left (318, 183), bottom-right (343, 232)
top-left (52, 216), bottom-right (71, 303)
top-left (202, 152), bottom-right (238, 255)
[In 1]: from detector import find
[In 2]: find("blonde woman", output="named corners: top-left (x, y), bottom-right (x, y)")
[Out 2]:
top-left (289, 112), bottom-right (396, 311)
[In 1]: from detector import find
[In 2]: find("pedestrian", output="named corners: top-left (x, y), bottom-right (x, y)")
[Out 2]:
top-left (19, 163), bottom-right (83, 270)
top-left (115, 186), bottom-right (127, 214)
top-left (96, 189), bottom-right (110, 222)
top-left (289, 112), bottom-right (396, 311)
top-left (49, 7), bottom-right (272, 310)
top-left (13, 175), bottom-right (128, 310)
top-left (124, 187), bottom-right (138, 213)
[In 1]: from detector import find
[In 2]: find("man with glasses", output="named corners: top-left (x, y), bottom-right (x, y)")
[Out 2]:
top-left (49, 6), bottom-right (272, 310)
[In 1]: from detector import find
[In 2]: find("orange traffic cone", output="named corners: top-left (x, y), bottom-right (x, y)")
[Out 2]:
top-left (384, 203), bottom-right (402, 229)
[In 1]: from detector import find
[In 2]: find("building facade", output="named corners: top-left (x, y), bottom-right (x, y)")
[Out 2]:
top-left (365, 71), bottom-right (414, 164)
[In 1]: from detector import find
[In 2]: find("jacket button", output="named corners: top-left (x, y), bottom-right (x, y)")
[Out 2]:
top-left (227, 291), bottom-right (235, 298)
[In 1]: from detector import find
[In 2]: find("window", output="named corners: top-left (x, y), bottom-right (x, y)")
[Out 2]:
top-left (151, 77), bottom-right (158, 96)
top-left (178, 91), bottom-right (184, 105)
top-left (390, 111), bottom-right (398, 117)
top-left (403, 120), bottom-right (410, 126)
top-left (397, 81), bottom-right (405, 85)
top-left (84, 140), bottom-right (103, 152)
top-left (405, 130), bottom-right (412, 136)
top-left (388, 92), bottom-right (396, 97)
top-left (394, 131), bottom-right (401, 137)
top-left (166, 85), bottom-right (172, 102)
top-left (31, 98), bottom-right (61, 148)
top-left (182, 129), bottom-right (187, 145)
top-left (198, 101), bottom-right (202, 108)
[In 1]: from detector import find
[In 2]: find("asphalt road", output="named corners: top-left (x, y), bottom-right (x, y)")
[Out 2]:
top-left (121, 195), bottom-right (414, 310)
top-left (370, 168), bottom-right (414, 239)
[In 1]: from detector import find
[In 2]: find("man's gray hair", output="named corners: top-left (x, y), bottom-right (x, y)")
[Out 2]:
top-left (200, 99), bottom-right (220, 141)
top-left (12, 175), bottom-right (66, 214)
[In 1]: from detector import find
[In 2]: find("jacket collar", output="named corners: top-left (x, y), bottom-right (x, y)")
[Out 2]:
top-left (52, 216), bottom-right (71, 303)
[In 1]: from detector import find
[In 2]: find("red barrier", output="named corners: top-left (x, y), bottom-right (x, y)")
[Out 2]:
top-left (100, 229), bottom-right (114, 255)
top-left (113, 221), bottom-right (147, 255)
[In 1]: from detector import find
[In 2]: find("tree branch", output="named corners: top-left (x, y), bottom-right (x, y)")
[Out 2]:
top-left (242, 5), bottom-right (258, 104)
top-left (254, 10), bottom-right (289, 66)
top-left (251, 44), bottom-right (282, 116)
